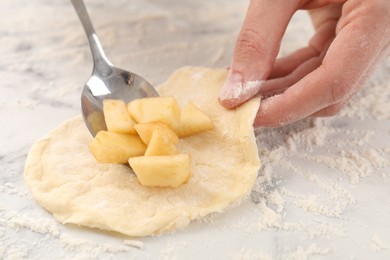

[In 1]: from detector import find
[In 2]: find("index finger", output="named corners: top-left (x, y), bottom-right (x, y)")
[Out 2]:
top-left (219, 0), bottom-right (300, 109)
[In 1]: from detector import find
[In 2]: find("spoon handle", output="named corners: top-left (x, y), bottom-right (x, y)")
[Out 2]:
top-left (70, 0), bottom-right (112, 75)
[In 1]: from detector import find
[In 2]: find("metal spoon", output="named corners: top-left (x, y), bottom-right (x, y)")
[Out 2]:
top-left (70, 0), bottom-right (159, 136)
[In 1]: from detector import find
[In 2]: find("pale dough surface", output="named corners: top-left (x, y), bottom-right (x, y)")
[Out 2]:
top-left (24, 67), bottom-right (261, 237)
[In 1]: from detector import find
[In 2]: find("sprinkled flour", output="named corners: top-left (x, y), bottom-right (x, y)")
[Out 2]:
top-left (1, 0), bottom-right (390, 259)
top-left (220, 77), bottom-right (264, 101)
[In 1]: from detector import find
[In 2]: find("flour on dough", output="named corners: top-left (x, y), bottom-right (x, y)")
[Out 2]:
top-left (24, 67), bottom-right (261, 237)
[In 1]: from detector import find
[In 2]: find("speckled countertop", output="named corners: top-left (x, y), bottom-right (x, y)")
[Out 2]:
top-left (1, 0), bottom-right (390, 259)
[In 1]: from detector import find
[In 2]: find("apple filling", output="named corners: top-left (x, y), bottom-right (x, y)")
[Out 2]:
top-left (89, 97), bottom-right (214, 187)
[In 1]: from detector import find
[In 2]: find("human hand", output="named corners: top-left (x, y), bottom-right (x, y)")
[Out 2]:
top-left (219, 0), bottom-right (390, 127)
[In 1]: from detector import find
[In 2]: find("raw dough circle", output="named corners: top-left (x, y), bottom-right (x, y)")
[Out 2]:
top-left (24, 67), bottom-right (261, 236)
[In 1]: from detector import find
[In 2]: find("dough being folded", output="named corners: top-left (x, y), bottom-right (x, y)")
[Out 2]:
top-left (24, 67), bottom-right (261, 236)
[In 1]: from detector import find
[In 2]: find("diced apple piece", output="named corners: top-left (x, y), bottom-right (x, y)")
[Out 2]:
top-left (89, 131), bottom-right (146, 164)
top-left (134, 122), bottom-right (179, 145)
top-left (129, 154), bottom-right (191, 187)
top-left (127, 97), bottom-right (181, 132)
top-left (179, 102), bottom-right (214, 137)
top-left (103, 99), bottom-right (136, 134)
top-left (144, 128), bottom-right (178, 156)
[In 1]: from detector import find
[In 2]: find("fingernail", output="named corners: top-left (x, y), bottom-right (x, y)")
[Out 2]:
top-left (220, 72), bottom-right (244, 101)
top-left (220, 71), bottom-right (263, 107)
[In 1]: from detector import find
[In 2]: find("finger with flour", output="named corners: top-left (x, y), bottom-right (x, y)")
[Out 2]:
top-left (254, 1), bottom-right (390, 127)
top-left (219, 0), bottom-right (300, 109)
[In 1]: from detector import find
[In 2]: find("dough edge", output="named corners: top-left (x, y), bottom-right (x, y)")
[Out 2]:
top-left (24, 66), bottom-right (261, 237)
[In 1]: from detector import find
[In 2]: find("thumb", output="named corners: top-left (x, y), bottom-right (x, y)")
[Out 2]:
top-left (219, 0), bottom-right (300, 109)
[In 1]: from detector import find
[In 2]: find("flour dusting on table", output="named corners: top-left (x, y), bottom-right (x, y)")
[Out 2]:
top-left (1, 0), bottom-right (389, 258)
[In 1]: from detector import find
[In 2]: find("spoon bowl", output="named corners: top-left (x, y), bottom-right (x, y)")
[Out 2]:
top-left (71, 0), bottom-right (159, 136)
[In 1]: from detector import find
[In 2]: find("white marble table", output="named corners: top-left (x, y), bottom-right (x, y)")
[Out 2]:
top-left (1, 0), bottom-right (389, 259)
